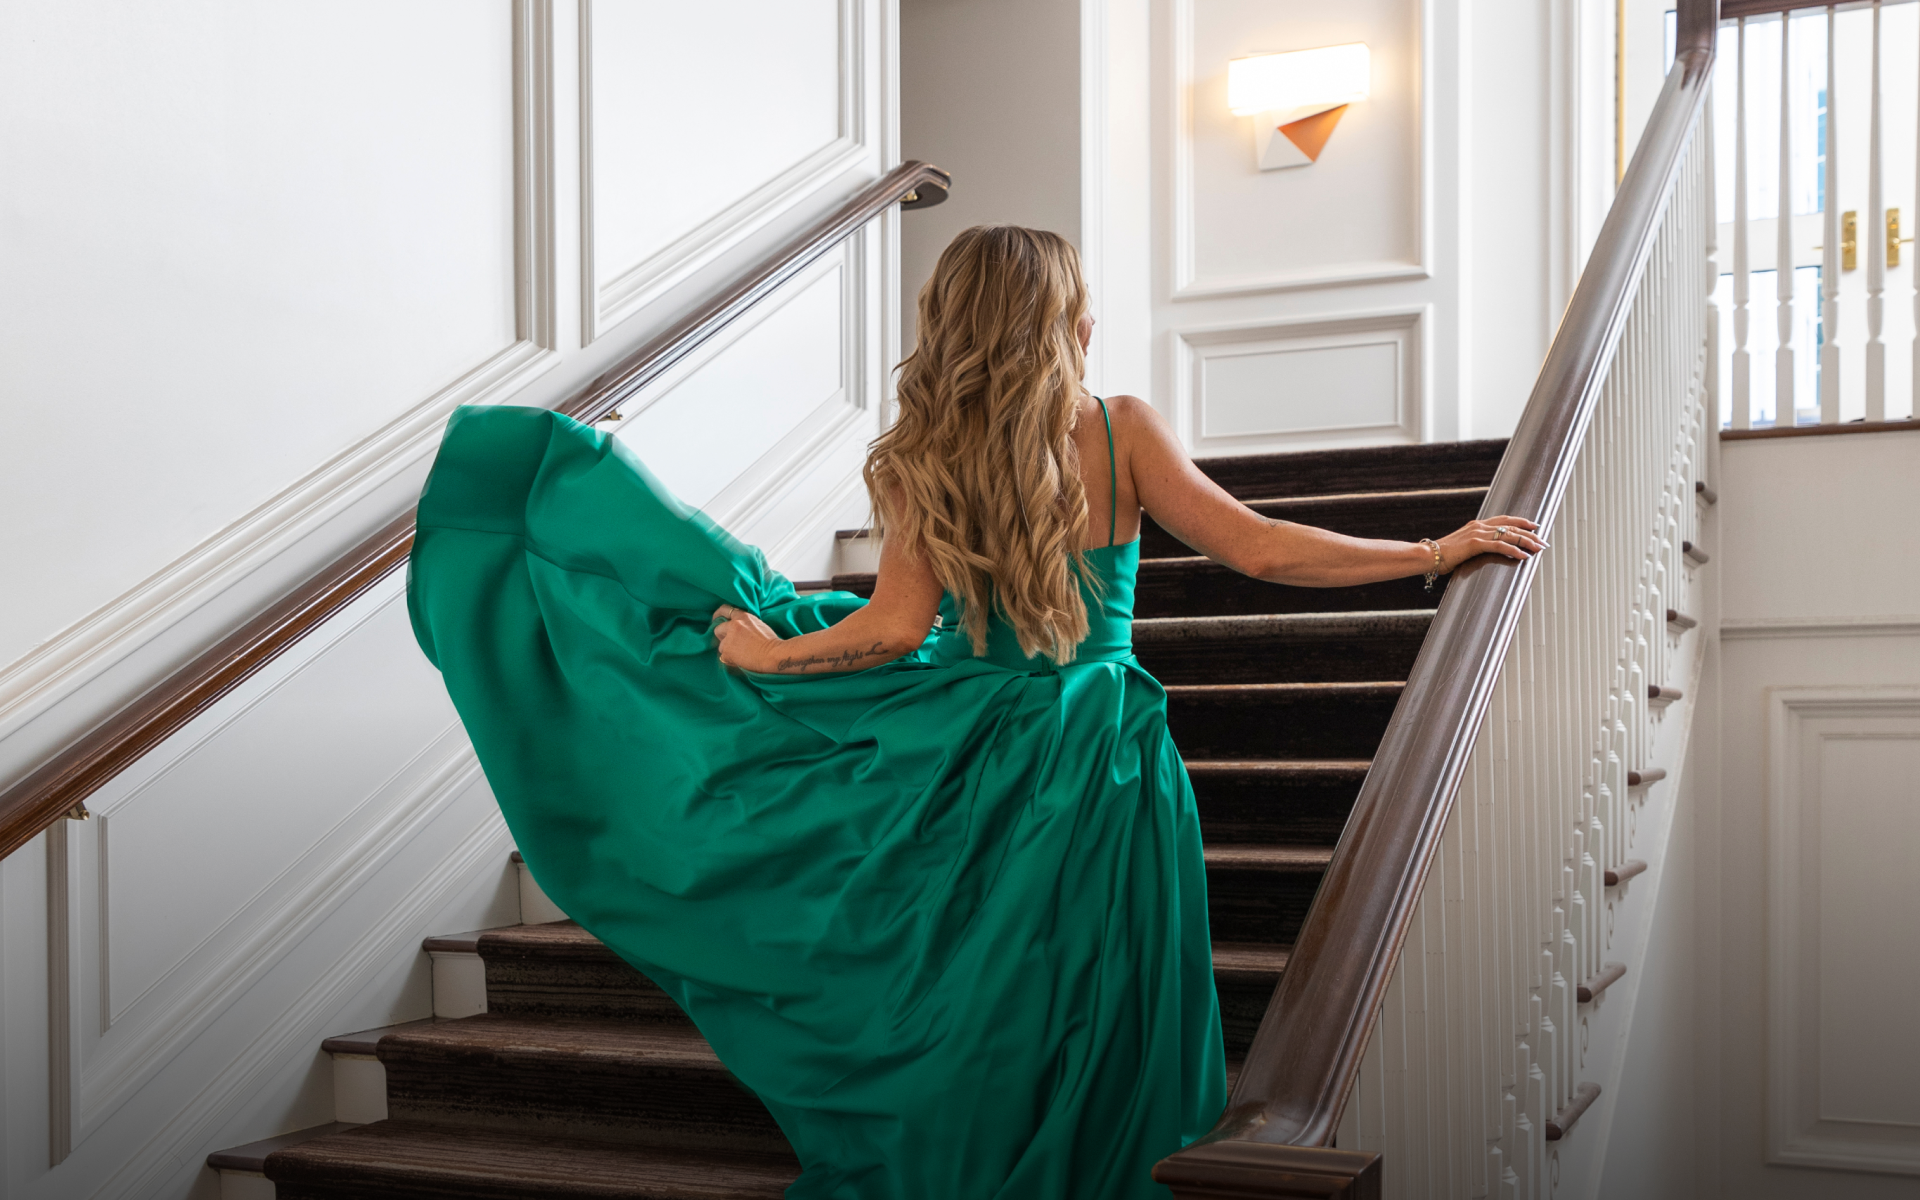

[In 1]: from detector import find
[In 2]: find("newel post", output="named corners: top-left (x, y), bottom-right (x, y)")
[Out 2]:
top-left (1153, 1142), bottom-right (1382, 1199)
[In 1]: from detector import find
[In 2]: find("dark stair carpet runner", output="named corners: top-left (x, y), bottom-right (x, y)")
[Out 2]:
top-left (234, 438), bottom-right (1506, 1198)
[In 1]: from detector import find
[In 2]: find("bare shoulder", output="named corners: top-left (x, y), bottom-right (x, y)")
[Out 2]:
top-left (1097, 394), bottom-right (1175, 445)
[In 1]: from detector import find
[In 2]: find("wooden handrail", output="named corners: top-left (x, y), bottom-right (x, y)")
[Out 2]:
top-left (0, 160), bottom-right (951, 863)
top-left (1155, 3), bottom-right (1718, 1192)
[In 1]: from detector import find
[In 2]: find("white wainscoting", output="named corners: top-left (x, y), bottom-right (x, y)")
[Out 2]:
top-left (5, 0), bottom-right (898, 1193)
top-left (610, 229), bottom-right (882, 580)
top-left (1765, 686), bottom-right (1920, 1177)
top-left (0, 0), bottom-right (557, 753)
top-left (1172, 308), bottom-right (1426, 455)
top-left (1168, 0), bottom-right (1430, 300)
top-left (578, 0), bottom-right (867, 343)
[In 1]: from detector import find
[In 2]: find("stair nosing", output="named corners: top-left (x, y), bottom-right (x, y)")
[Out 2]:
top-left (207, 1121), bottom-right (360, 1173)
top-left (376, 1014), bottom-right (725, 1070)
top-left (1163, 681), bottom-right (1404, 696)
top-left (320, 1017), bottom-right (445, 1057)
top-left (1234, 484), bottom-right (1490, 506)
top-left (1182, 758), bottom-right (1371, 774)
top-left (1133, 609), bottom-right (1437, 638)
top-left (1202, 844), bottom-right (1337, 871)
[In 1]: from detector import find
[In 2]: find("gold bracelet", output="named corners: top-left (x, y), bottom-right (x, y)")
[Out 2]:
top-left (1418, 538), bottom-right (1443, 592)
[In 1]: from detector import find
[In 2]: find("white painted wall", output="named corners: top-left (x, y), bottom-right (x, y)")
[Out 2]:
top-left (1, 2), bottom-right (901, 1195)
top-left (1679, 429), bottom-right (1920, 1198)
top-left (897, 0), bottom-right (1082, 359)
top-left (901, 0), bottom-right (1583, 453)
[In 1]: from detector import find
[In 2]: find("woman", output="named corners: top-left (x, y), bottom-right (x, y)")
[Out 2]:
top-left (409, 225), bottom-right (1540, 1199)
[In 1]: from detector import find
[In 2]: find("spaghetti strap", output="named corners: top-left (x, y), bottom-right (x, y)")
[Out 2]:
top-left (1095, 396), bottom-right (1117, 548)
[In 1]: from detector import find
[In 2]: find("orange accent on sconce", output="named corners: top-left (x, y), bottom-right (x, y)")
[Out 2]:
top-left (1279, 104), bottom-right (1348, 162)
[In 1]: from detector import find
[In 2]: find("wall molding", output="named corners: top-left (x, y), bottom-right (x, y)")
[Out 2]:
top-left (577, 0), bottom-right (868, 344)
top-left (1167, 0), bottom-right (1433, 301)
top-left (1766, 685), bottom-right (1920, 1177)
top-left (1171, 306), bottom-right (1429, 455)
top-left (1722, 615), bottom-right (1920, 640)
top-left (92, 795), bottom-right (511, 1200)
top-left (0, 0), bottom-right (559, 759)
top-left (49, 583), bottom-right (485, 1150)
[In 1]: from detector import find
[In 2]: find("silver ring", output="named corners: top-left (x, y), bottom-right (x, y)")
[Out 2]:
top-left (1495, 526), bottom-right (1510, 541)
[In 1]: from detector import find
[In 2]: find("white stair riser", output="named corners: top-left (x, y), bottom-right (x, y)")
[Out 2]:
top-left (332, 1053), bottom-right (388, 1124)
top-left (219, 1170), bottom-right (276, 1200)
top-left (517, 859), bottom-right (568, 924)
top-left (430, 950), bottom-right (488, 1017)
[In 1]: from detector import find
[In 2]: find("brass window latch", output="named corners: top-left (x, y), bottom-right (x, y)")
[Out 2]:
top-left (1890, 208), bottom-right (1914, 269)
top-left (1842, 210), bottom-right (1858, 272)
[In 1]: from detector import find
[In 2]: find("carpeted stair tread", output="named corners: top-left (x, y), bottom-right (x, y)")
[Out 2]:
top-left (1134, 557), bottom-right (1445, 617)
top-left (1140, 486), bottom-right (1488, 560)
top-left (474, 921), bottom-right (688, 1023)
top-left (1166, 683), bottom-right (1403, 758)
top-left (263, 1120), bottom-right (799, 1200)
top-left (480, 919), bottom-right (627, 959)
top-left (1133, 608), bottom-right (1434, 638)
top-left (377, 1015), bottom-right (784, 1150)
top-left (1132, 610), bottom-right (1433, 685)
top-left (1193, 439), bottom-right (1507, 500)
top-left (378, 1014), bottom-right (722, 1070)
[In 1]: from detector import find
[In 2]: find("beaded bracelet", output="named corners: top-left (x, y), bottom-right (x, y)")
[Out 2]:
top-left (1418, 538), bottom-right (1443, 592)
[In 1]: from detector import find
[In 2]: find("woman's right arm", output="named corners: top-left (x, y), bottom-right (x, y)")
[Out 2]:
top-left (1117, 396), bottom-right (1544, 587)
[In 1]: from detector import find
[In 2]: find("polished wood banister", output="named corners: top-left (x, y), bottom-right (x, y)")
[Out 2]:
top-left (0, 159), bottom-right (950, 863)
top-left (1155, 3), bottom-right (1718, 1190)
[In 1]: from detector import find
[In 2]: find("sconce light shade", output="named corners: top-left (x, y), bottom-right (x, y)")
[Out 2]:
top-left (1228, 42), bottom-right (1370, 170)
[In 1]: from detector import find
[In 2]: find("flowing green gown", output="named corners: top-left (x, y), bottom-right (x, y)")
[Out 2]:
top-left (407, 404), bottom-right (1226, 1199)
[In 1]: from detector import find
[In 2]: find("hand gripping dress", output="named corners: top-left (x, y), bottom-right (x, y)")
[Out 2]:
top-left (407, 403), bottom-right (1227, 1199)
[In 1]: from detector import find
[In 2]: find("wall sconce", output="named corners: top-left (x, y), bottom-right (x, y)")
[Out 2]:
top-left (1227, 42), bottom-right (1370, 171)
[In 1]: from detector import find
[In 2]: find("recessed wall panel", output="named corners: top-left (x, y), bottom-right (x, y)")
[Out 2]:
top-left (1178, 0), bottom-right (1422, 296)
top-left (1200, 341), bottom-right (1399, 440)
top-left (617, 264), bottom-right (847, 511)
top-left (584, 0), bottom-right (850, 335)
top-left (1179, 309), bottom-right (1423, 455)
top-left (0, 0), bottom-right (521, 675)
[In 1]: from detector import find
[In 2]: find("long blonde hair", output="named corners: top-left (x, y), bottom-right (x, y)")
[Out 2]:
top-left (864, 225), bottom-right (1095, 663)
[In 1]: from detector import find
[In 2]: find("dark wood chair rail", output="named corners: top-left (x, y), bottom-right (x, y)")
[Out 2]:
top-left (1155, 2), bottom-right (1718, 1188)
top-left (0, 160), bottom-right (952, 864)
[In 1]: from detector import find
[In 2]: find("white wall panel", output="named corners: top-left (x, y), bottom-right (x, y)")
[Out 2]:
top-left (580, 0), bottom-right (863, 340)
top-left (3, 0), bottom-right (900, 1193)
top-left (0, 0), bottom-right (539, 678)
top-left (617, 254), bottom-right (854, 510)
top-left (1175, 309), bottom-right (1423, 454)
top-left (1766, 688), bottom-right (1920, 1175)
top-left (1173, 0), bottom-right (1424, 298)
top-left (1702, 431), bottom-right (1920, 1200)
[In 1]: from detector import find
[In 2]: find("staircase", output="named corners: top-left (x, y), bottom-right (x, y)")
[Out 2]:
top-left (207, 438), bottom-right (1507, 1199)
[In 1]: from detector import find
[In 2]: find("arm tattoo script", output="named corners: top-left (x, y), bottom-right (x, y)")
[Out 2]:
top-left (774, 640), bottom-right (889, 674)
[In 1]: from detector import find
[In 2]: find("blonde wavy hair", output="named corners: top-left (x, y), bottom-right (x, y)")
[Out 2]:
top-left (864, 225), bottom-right (1096, 663)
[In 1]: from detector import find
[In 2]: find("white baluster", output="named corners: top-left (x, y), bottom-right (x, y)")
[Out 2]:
top-left (1734, 19), bottom-right (1752, 429)
top-left (1865, 0), bottom-right (1886, 420)
top-left (1777, 13), bottom-right (1797, 426)
top-left (1821, 6), bottom-right (1840, 424)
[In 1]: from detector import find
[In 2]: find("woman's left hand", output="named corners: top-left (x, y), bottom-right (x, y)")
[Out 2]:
top-left (712, 604), bottom-right (782, 672)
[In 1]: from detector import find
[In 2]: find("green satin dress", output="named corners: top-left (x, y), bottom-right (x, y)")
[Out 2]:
top-left (407, 404), bottom-right (1226, 1199)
